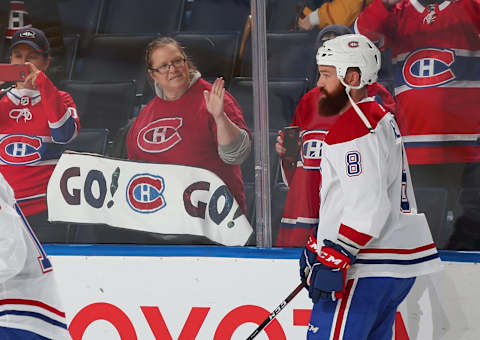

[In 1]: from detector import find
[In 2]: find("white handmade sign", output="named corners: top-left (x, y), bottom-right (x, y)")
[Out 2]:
top-left (47, 152), bottom-right (252, 246)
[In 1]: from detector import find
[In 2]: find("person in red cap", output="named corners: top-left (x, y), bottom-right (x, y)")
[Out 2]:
top-left (0, 27), bottom-right (80, 241)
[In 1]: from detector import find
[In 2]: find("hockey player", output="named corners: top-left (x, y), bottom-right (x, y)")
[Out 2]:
top-left (0, 173), bottom-right (70, 339)
top-left (299, 34), bottom-right (442, 339)
top-left (275, 25), bottom-right (396, 247)
top-left (0, 27), bottom-right (80, 239)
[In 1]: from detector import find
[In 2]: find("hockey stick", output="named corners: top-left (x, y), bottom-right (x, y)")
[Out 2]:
top-left (246, 281), bottom-right (306, 340)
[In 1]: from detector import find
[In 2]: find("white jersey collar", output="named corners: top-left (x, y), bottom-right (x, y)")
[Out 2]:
top-left (410, 0), bottom-right (451, 13)
top-left (7, 87), bottom-right (41, 106)
top-left (357, 96), bottom-right (376, 104)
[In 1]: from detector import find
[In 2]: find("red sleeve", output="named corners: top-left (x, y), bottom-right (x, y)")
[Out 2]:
top-left (35, 71), bottom-right (80, 142)
top-left (354, 0), bottom-right (396, 49)
top-left (367, 82), bottom-right (396, 115)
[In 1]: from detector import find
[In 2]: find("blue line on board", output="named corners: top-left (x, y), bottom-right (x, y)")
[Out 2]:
top-left (43, 245), bottom-right (480, 263)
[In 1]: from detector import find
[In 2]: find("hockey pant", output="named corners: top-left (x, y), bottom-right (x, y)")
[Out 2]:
top-left (307, 276), bottom-right (415, 340)
top-left (0, 326), bottom-right (51, 340)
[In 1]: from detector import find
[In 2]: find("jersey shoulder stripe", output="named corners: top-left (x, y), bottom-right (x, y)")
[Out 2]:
top-left (325, 100), bottom-right (387, 145)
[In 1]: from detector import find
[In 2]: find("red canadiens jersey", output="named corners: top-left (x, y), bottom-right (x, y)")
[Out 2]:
top-left (275, 84), bottom-right (395, 247)
top-left (0, 72), bottom-right (80, 216)
top-left (127, 78), bottom-right (250, 213)
top-left (355, 0), bottom-right (480, 164)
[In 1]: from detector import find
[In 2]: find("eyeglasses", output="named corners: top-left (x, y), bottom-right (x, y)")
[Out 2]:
top-left (149, 57), bottom-right (186, 74)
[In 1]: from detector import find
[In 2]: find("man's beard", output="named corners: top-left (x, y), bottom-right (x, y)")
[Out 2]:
top-left (318, 83), bottom-right (349, 117)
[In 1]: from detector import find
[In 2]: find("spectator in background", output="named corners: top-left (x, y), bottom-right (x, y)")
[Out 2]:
top-left (297, 0), bottom-right (373, 31)
top-left (355, 0), bottom-right (480, 249)
top-left (0, 0), bottom-right (67, 85)
top-left (275, 25), bottom-right (395, 247)
top-left (127, 37), bottom-right (251, 213)
top-left (0, 27), bottom-right (80, 241)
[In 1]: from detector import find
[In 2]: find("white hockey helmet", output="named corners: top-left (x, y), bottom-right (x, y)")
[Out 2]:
top-left (316, 34), bottom-right (381, 89)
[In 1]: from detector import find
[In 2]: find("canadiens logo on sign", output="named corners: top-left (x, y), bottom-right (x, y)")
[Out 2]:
top-left (301, 130), bottom-right (327, 170)
top-left (137, 117), bottom-right (183, 153)
top-left (126, 173), bottom-right (166, 213)
top-left (0, 134), bottom-right (42, 164)
top-left (402, 48), bottom-right (455, 88)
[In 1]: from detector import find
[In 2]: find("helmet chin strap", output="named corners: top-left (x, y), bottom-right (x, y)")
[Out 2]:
top-left (339, 78), bottom-right (374, 134)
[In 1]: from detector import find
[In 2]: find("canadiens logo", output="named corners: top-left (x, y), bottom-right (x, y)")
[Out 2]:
top-left (0, 135), bottom-right (42, 164)
top-left (348, 41), bottom-right (359, 48)
top-left (19, 30), bottom-right (36, 39)
top-left (137, 117), bottom-right (183, 153)
top-left (402, 48), bottom-right (456, 88)
top-left (126, 173), bottom-right (166, 213)
top-left (301, 130), bottom-right (327, 170)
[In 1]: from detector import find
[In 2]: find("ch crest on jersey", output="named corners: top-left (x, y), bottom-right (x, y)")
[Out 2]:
top-left (0, 134), bottom-right (42, 164)
top-left (300, 130), bottom-right (327, 170)
top-left (137, 117), bottom-right (183, 153)
top-left (402, 48), bottom-right (456, 88)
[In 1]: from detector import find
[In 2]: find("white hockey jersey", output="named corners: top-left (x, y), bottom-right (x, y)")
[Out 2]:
top-left (317, 97), bottom-right (443, 279)
top-left (0, 174), bottom-right (70, 339)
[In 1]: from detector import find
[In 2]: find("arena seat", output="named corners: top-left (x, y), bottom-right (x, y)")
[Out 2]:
top-left (57, 0), bottom-right (104, 48)
top-left (71, 33), bottom-right (157, 97)
top-left (229, 77), bottom-right (308, 132)
top-left (60, 80), bottom-right (136, 139)
top-left (238, 31), bottom-right (317, 82)
top-left (63, 34), bottom-right (80, 80)
top-left (183, 0), bottom-right (250, 32)
top-left (61, 128), bottom-right (109, 155)
top-left (173, 31), bottom-right (240, 87)
top-left (98, 0), bottom-right (186, 34)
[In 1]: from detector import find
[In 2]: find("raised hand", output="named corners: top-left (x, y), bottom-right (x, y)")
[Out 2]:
top-left (204, 77), bottom-right (225, 119)
top-left (18, 62), bottom-right (40, 90)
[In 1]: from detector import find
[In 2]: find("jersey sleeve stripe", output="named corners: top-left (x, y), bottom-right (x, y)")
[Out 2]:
top-left (358, 243), bottom-right (436, 254)
top-left (355, 253), bottom-right (440, 265)
top-left (339, 224), bottom-right (373, 247)
top-left (0, 299), bottom-right (65, 317)
top-left (0, 310), bottom-right (67, 329)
